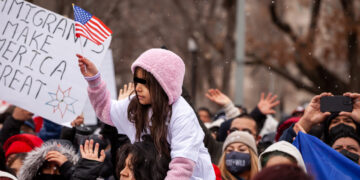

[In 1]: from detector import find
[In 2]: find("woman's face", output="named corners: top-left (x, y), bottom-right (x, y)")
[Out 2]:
top-left (225, 142), bottom-right (250, 154)
top-left (134, 69), bottom-right (151, 105)
top-left (120, 154), bottom-right (135, 180)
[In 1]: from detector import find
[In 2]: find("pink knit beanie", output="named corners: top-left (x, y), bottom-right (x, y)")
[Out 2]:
top-left (131, 48), bottom-right (185, 105)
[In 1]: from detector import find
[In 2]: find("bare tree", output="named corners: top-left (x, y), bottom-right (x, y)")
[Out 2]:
top-left (246, 0), bottom-right (360, 95)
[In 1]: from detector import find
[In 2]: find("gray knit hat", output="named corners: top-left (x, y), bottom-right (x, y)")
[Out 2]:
top-left (223, 131), bottom-right (258, 155)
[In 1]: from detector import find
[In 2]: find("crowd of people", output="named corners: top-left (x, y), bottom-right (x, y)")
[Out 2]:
top-left (0, 48), bottom-right (359, 180)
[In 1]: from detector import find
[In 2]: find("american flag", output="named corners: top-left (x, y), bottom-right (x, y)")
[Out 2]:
top-left (73, 5), bottom-right (112, 45)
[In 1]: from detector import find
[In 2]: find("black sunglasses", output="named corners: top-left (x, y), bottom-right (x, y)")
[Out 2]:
top-left (134, 77), bottom-right (147, 85)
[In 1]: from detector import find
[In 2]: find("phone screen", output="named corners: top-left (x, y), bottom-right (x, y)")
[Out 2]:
top-left (320, 96), bottom-right (353, 113)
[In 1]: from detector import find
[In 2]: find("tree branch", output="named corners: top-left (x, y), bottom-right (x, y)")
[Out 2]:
top-left (246, 53), bottom-right (321, 94)
top-left (269, 0), bottom-right (297, 42)
top-left (307, 0), bottom-right (321, 43)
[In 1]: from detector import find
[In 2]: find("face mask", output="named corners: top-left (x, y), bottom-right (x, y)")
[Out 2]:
top-left (36, 174), bottom-right (63, 180)
top-left (340, 149), bottom-right (360, 164)
top-left (225, 151), bottom-right (251, 176)
top-left (329, 124), bottom-right (356, 138)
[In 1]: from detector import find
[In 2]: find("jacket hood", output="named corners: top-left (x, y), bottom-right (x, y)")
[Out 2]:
top-left (259, 141), bottom-right (306, 172)
top-left (131, 48), bottom-right (185, 105)
top-left (18, 141), bottom-right (79, 180)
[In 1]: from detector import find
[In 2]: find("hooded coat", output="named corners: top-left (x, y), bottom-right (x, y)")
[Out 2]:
top-left (18, 141), bottom-right (79, 180)
top-left (259, 141), bottom-right (307, 173)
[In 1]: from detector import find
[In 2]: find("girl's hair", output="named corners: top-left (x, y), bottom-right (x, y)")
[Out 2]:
top-left (128, 68), bottom-right (172, 156)
top-left (116, 135), bottom-right (171, 180)
top-left (218, 147), bottom-right (259, 180)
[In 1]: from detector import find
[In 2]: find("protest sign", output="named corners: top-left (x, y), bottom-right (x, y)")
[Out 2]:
top-left (0, 0), bottom-right (111, 126)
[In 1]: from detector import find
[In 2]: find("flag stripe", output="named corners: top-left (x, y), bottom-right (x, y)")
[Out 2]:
top-left (75, 24), bottom-right (101, 43)
top-left (89, 18), bottom-right (111, 36)
top-left (88, 19), bottom-right (110, 37)
top-left (75, 28), bottom-right (101, 45)
top-left (75, 23), bottom-right (104, 43)
top-left (84, 23), bottom-right (107, 39)
top-left (75, 24), bottom-right (102, 44)
top-left (75, 27), bottom-right (102, 45)
top-left (80, 24), bottom-right (104, 42)
top-left (92, 16), bottom-right (112, 34)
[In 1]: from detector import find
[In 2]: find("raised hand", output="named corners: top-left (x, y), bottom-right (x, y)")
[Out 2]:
top-left (118, 82), bottom-right (135, 100)
top-left (45, 150), bottom-right (68, 166)
top-left (71, 115), bottom-right (84, 127)
top-left (12, 107), bottom-right (34, 121)
top-left (77, 54), bottom-right (99, 77)
top-left (297, 92), bottom-right (332, 132)
top-left (80, 139), bottom-right (106, 162)
top-left (340, 92), bottom-right (360, 123)
top-left (257, 93), bottom-right (280, 114)
top-left (205, 89), bottom-right (232, 107)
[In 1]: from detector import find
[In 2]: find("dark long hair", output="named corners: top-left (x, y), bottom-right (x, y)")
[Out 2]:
top-left (128, 68), bottom-right (172, 156)
top-left (116, 135), bottom-right (171, 180)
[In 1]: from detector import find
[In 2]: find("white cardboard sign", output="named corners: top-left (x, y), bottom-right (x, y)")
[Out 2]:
top-left (0, 0), bottom-right (111, 126)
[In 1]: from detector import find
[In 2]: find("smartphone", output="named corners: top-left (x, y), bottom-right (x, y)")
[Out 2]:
top-left (320, 96), bottom-right (353, 113)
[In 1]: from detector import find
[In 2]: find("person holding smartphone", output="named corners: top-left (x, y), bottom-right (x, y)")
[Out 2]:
top-left (279, 92), bottom-right (360, 143)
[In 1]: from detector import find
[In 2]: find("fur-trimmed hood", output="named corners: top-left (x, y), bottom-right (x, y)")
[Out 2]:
top-left (18, 141), bottom-right (79, 180)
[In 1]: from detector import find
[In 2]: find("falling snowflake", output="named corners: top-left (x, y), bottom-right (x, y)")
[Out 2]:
top-left (45, 85), bottom-right (78, 118)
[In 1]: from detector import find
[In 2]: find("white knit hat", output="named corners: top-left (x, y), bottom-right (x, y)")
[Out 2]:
top-left (223, 131), bottom-right (258, 155)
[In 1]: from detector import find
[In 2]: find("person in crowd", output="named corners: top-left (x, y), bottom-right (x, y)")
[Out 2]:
top-left (18, 138), bottom-right (106, 180)
top-left (77, 48), bottom-right (214, 179)
top-left (329, 130), bottom-right (360, 164)
top-left (18, 139), bottom-right (79, 180)
top-left (280, 92), bottom-right (360, 143)
top-left (3, 134), bottom-right (43, 175)
top-left (257, 132), bottom-right (276, 154)
top-left (229, 114), bottom-right (261, 143)
top-left (116, 135), bottom-right (171, 180)
top-left (0, 107), bottom-right (34, 144)
top-left (201, 89), bottom-right (279, 164)
top-left (218, 131), bottom-right (259, 180)
top-left (213, 92), bottom-right (279, 142)
top-left (259, 141), bottom-right (306, 172)
top-left (197, 107), bottom-right (212, 125)
top-left (206, 119), bottom-right (223, 139)
top-left (323, 112), bottom-right (360, 144)
top-left (0, 142), bottom-right (15, 177)
top-left (252, 164), bottom-right (313, 180)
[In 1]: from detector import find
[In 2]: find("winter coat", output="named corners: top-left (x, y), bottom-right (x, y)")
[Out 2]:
top-left (71, 158), bottom-right (103, 180)
top-left (18, 141), bottom-right (79, 180)
top-left (259, 141), bottom-right (307, 172)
